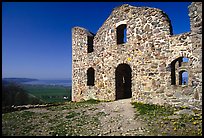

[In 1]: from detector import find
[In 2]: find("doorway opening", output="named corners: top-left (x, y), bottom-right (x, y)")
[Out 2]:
top-left (115, 63), bottom-right (132, 100)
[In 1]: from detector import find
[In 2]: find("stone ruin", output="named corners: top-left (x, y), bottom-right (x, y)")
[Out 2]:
top-left (72, 2), bottom-right (202, 110)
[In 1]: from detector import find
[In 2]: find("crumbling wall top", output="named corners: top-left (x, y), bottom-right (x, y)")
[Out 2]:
top-left (72, 26), bottom-right (94, 36)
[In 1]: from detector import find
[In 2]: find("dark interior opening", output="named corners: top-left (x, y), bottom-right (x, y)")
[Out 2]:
top-left (87, 67), bottom-right (94, 86)
top-left (87, 35), bottom-right (94, 53)
top-left (116, 24), bottom-right (127, 44)
top-left (115, 63), bottom-right (132, 100)
top-left (171, 60), bottom-right (176, 85)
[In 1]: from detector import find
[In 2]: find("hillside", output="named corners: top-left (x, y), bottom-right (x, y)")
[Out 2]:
top-left (2, 82), bottom-right (44, 111)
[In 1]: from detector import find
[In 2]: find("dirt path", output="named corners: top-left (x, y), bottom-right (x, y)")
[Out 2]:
top-left (93, 98), bottom-right (150, 136)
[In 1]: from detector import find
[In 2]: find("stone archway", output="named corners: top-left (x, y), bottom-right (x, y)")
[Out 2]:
top-left (115, 63), bottom-right (132, 100)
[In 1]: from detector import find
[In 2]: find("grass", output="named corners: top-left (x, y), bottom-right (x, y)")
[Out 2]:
top-left (46, 99), bottom-right (101, 111)
top-left (22, 85), bottom-right (71, 103)
top-left (65, 111), bottom-right (80, 119)
top-left (2, 111), bottom-right (37, 136)
top-left (132, 102), bottom-right (202, 136)
top-left (2, 99), bottom-right (202, 136)
top-left (78, 98), bottom-right (101, 104)
top-left (132, 102), bottom-right (174, 116)
top-left (2, 99), bottom-right (104, 136)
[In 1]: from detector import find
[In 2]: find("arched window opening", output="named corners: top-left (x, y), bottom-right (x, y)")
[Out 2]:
top-left (117, 24), bottom-right (127, 44)
top-left (170, 57), bottom-right (182, 85)
top-left (179, 71), bottom-right (188, 85)
top-left (87, 67), bottom-right (94, 86)
top-left (87, 36), bottom-right (94, 53)
top-left (170, 57), bottom-right (189, 85)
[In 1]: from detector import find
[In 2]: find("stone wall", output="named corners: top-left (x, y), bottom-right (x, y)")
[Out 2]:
top-left (72, 2), bottom-right (202, 110)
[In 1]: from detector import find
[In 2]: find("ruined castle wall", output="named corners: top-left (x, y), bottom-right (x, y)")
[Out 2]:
top-left (92, 5), bottom-right (173, 102)
top-left (72, 2), bottom-right (202, 109)
top-left (162, 2), bottom-right (202, 109)
top-left (188, 2), bottom-right (202, 107)
top-left (72, 27), bottom-right (95, 101)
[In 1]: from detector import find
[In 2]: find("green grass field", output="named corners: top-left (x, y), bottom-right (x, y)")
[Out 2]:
top-left (22, 85), bottom-right (72, 103)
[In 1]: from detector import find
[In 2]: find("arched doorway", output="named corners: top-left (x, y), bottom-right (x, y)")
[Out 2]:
top-left (115, 63), bottom-right (132, 100)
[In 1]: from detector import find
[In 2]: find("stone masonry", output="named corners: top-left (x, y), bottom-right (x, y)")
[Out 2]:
top-left (72, 2), bottom-right (202, 110)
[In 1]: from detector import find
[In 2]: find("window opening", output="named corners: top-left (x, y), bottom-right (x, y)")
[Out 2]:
top-left (87, 36), bottom-right (94, 53)
top-left (117, 24), bottom-right (127, 44)
top-left (87, 67), bottom-right (94, 86)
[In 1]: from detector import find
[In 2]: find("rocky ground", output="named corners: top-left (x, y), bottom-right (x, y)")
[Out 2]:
top-left (91, 98), bottom-right (150, 136)
top-left (2, 98), bottom-right (202, 136)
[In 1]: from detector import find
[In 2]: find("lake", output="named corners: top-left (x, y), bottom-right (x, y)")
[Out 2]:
top-left (22, 79), bottom-right (72, 87)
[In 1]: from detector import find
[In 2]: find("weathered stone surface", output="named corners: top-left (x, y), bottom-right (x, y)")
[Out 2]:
top-left (167, 115), bottom-right (181, 120)
top-left (72, 2), bottom-right (202, 110)
top-left (174, 109), bottom-right (195, 116)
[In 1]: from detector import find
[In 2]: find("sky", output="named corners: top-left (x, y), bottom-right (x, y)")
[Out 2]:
top-left (2, 2), bottom-right (191, 80)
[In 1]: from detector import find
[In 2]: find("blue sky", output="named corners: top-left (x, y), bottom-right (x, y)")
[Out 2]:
top-left (2, 2), bottom-right (191, 80)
